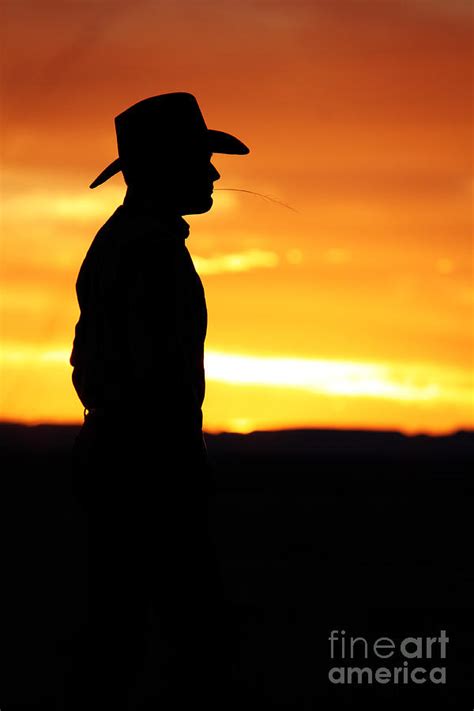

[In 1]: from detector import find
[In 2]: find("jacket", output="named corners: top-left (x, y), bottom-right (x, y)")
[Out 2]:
top-left (70, 203), bottom-right (207, 440)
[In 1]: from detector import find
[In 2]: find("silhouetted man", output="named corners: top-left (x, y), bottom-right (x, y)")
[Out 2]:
top-left (69, 93), bottom-right (249, 709)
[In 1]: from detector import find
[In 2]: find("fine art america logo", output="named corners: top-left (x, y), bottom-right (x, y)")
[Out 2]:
top-left (328, 629), bottom-right (449, 685)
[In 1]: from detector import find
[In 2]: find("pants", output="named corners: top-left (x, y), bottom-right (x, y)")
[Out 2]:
top-left (66, 414), bottom-right (235, 709)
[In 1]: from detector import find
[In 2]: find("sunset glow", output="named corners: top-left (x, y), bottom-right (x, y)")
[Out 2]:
top-left (1, 0), bottom-right (472, 433)
top-left (1, 343), bottom-right (471, 434)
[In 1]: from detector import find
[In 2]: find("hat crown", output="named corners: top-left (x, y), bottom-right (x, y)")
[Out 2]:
top-left (115, 93), bottom-right (209, 184)
top-left (89, 92), bottom-right (249, 189)
top-left (115, 92), bottom-right (208, 140)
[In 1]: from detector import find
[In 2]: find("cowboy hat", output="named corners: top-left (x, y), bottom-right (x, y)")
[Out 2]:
top-left (89, 92), bottom-right (249, 189)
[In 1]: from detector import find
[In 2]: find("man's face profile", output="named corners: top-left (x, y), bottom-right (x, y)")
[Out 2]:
top-left (173, 149), bottom-right (221, 216)
top-left (132, 149), bottom-right (220, 216)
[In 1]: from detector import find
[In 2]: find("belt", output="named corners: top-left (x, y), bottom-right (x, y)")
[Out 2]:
top-left (84, 407), bottom-right (110, 418)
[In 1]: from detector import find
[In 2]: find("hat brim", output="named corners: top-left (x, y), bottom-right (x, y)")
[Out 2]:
top-left (208, 129), bottom-right (250, 155)
top-left (89, 128), bottom-right (249, 189)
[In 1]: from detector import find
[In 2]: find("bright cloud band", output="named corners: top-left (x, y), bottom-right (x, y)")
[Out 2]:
top-left (2, 344), bottom-right (470, 407)
top-left (204, 351), bottom-right (471, 404)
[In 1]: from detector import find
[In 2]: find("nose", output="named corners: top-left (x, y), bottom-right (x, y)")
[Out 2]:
top-left (210, 162), bottom-right (220, 182)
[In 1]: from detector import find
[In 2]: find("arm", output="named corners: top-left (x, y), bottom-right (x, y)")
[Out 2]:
top-left (122, 236), bottom-right (198, 436)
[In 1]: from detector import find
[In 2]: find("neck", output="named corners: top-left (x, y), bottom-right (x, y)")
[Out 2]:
top-left (123, 187), bottom-right (182, 217)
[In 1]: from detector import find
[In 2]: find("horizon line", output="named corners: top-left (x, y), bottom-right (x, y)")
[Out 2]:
top-left (0, 419), bottom-right (471, 439)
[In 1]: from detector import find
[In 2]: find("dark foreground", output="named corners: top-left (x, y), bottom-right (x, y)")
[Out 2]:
top-left (1, 424), bottom-right (473, 709)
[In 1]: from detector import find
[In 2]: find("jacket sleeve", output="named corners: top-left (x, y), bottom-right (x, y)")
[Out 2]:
top-left (121, 236), bottom-right (197, 433)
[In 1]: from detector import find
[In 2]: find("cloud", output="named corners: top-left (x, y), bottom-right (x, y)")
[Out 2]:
top-left (204, 351), bottom-right (472, 406)
top-left (2, 187), bottom-right (125, 223)
top-left (3, 344), bottom-right (471, 408)
top-left (193, 249), bottom-right (279, 275)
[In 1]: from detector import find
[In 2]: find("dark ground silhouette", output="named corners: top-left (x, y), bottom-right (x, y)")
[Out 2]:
top-left (1, 424), bottom-right (473, 709)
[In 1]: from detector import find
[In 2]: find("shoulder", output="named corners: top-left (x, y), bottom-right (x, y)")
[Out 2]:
top-left (96, 207), bottom-right (177, 269)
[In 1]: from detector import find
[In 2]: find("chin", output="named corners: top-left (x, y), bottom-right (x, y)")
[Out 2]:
top-left (181, 195), bottom-right (213, 215)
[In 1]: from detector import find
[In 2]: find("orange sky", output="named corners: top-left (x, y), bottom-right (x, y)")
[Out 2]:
top-left (1, 0), bottom-right (472, 433)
